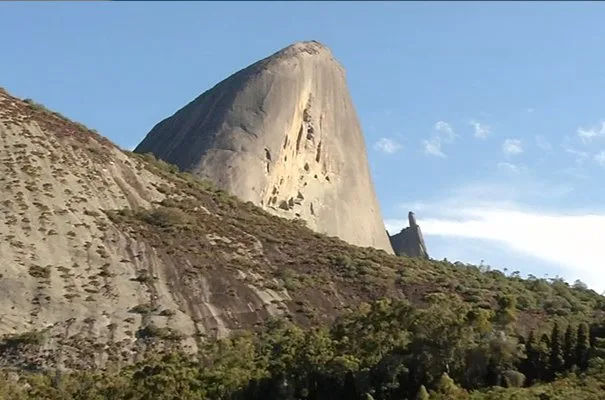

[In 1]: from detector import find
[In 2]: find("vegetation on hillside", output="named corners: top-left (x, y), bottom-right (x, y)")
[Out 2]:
top-left (109, 152), bottom-right (605, 330)
top-left (1, 93), bottom-right (605, 398)
top-left (0, 296), bottom-right (605, 399)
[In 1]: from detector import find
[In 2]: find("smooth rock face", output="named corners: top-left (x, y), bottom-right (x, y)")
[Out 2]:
top-left (136, 41), bottom-right (393, 253)
top-left (389, 212), bottom-right (429, 258)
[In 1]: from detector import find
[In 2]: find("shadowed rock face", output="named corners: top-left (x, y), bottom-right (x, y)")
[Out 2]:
top-left (135, 41), bottom-right (394, 254)
top-left (389, 212), bottom-right (429, 259)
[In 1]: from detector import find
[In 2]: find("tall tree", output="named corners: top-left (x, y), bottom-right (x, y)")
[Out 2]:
top-left (563, 324), bottom-right (576, 370)
top-left (537, 334), bottom-right (551, 382)
top-left (576, 323), bottom-right (590, 371)
top-left (521, 331), bottom-right (539, 385)
top-left (549, 322), bottom-right (565, 377)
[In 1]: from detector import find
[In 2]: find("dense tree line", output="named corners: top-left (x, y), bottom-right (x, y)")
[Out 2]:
top-left (1, 295), bottom-right (605, 399)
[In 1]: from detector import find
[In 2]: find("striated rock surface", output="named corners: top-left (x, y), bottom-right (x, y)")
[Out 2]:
top-left (135, 41), bottom-right (393, 254)
top-left (389, 212), bottom-right (429, 259)
top-left (0, 89), bottom-right (322, 368)
top-left (0, 87), bottom-right (411, 370)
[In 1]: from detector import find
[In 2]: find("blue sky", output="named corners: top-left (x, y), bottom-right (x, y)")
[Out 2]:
top-left (1, 2), bottom-right (605, 292)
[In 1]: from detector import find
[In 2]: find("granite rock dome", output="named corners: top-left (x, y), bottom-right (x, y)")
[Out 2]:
top-left (136, 41), bottom-right (394, 253)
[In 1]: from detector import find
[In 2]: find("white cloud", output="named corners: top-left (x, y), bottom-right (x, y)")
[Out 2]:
top-left (423, 120), bottom-right (458, 157)
top-left (526, 108), bottom-right (534, 113)
top-left (419, 209), bottom-right (605, 292)
top-left (535, 135), bottom-right (552, 151)
top-left (423, 138), bottom-right (446, 158)
top-left (595, 150), bottom-right (605, 167)
top-left (374, 138), bottom-right (402, 154)
top-left (497, 162), bottom-right (520, 173)
top-left (435, 121), bottom-right (456, 141)
top-left (577, 121), bottom-right (605, 143)
top-left (502, 139), bottom-right (523, 156)
top-left (385, 182), bottom-right (605, 293)
top-left (578, 128), bottom-right (599, 143)
top-left (470, 120), bottom-right (491, 139)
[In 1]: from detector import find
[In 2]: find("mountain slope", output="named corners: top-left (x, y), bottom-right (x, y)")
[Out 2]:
top-left (0, 87), bottom-right (604, 373)
top-left (0, 89), bottom-right (308, 369)
top-left (135, 41), bottom-right (394, 254)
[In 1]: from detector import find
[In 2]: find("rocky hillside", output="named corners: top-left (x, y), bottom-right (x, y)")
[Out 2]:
top-left (0, 87), bottom-right (604, 374)
top-left (135, 41), bottom-right (394, 254)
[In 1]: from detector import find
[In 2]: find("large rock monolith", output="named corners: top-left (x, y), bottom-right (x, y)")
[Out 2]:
top-left (135, 41), bottom-right (394, 253)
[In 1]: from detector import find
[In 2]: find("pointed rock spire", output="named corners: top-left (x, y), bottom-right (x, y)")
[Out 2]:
top-left (389, 211), bottom-right (429, 258)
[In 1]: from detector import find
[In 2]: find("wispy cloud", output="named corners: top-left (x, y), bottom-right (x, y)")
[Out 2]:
top-left (595, 150), bottom-right (605, 167)
top-left (577, 121), bottom-right (605, 143)
top-left (526, 108), bottom-right (534, 113)
top-left (502, 139), bottom-right (523, 156)
top-left (435, 121), bottom-right (456, 141)
top-left (535, 135), bottom-right (552, 151)
top-left (374, 137), bottom-right (402, 154)
top-left (423, 138), bottom-right (446, 158)
top-left (385, 182), bottom-right (605, 292)
top-left (423, 120), bottom-right (458, 158)
top-left (470, 119), bottom-right (491, 139)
